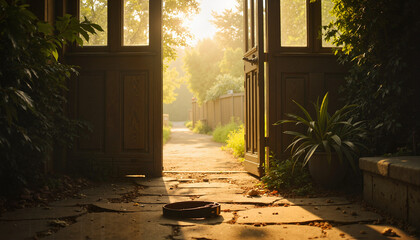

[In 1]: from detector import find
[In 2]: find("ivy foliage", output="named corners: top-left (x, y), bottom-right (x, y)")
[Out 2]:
top-left (0, 1), bottom-right (102, 195)
top-left (324, 0), bottom-right (420, 155)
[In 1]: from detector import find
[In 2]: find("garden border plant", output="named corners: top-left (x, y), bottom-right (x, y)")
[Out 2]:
top-left (274, 93), bottom-right (367, 188)
top-left (212, 118), bottom-right (242, 143)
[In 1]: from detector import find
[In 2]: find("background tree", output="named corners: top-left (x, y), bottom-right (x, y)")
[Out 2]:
top-left (219, 48), bottom-right (243, 78)
top-left (124, 0), bottom-right (149, 45)
top-left (211, 0), bottom-right (243, 50)
top-left (163, 67), bottom-right (182, 104)
top-left (163, 83), bottom-right (193, 121)
top-left (184, 0), bottom-right (245, 104)
top-left (184, 38), bottom-right (223, 103)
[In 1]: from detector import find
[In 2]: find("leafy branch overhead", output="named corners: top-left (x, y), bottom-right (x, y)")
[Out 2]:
top-left (40, 14), bottom-right (103, 60)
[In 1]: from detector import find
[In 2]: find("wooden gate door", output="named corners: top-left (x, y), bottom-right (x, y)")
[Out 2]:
top-left (265, 0), bottom-right (348, 161)
top-left (66, 0), bottom-right (162, 177)
top-left (243, 0), bottom-right (265, 176)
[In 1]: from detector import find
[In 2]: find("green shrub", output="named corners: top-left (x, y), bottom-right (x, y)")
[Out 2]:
top-left (185, 121), bottom-right (193, 130)
top-left (205, 74), bottom-right (244, 101)
top-left (325, 0), bottom-right (420, 155)
top-left (222, 125), bottom-right (244, 158)
top-left (0, 1), bottom-right (102, 195)
top-left (193, 120), bottom-right (212, 134)
top-left (212, 119), bottom-right (241, 143)
top-left (163, 125), bottom-right (171, 144)
top-left (262, 158), bottom-right (314, 196)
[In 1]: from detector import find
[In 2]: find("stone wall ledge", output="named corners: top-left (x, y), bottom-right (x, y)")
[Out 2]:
top-left (359, 156), bottom-right (420, 186)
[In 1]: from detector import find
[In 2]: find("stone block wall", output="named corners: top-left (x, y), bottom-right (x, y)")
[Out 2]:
top-left (360, 156), bottom-right (420, 229)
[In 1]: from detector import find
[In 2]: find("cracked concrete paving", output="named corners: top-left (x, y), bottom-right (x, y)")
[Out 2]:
top-left (0, 123), bottom-right (418, 239)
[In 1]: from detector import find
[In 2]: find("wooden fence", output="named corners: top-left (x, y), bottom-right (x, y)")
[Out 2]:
top-left (191, 93), bottom-right (244, 129)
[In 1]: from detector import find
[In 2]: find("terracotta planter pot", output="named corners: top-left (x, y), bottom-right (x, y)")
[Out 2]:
top-left (308, 153), bottom-right (348, 189)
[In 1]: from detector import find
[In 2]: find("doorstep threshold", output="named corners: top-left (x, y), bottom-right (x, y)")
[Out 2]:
top-left (163, 170), bottom-right (248, 173)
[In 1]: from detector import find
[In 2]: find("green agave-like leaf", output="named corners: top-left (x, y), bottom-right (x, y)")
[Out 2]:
top-left (343, 141), bottom-right (357, 151)
top-left (318, 93), bottom-right (329, 132)
top-left (328, 104), bottom-right (356, 126)
top-left (274, 119), bottom-right (297, 125)
top-left (286, 113), bottom-right (314, 129)
top-left (283, 130), bottom-right (308, 138)
top-left (330, 135), bottom-right (342, 146)
top-left (292, 147), bottom-right (309, 163)
top-left (292, 99), bottom-right (313, 122)
top-left (286, 136), bottom-right (310, 153)
top-left (303, 144), bottom-right (319, 166)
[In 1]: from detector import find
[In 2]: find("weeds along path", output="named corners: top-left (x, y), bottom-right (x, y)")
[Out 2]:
top-left (163, 122), bottom-right (244, 171)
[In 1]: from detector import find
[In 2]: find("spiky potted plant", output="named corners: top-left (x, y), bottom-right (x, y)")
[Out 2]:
top-left (275, 93), bottom-right (367, 188)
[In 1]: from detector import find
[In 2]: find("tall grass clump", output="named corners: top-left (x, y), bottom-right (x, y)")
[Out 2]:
top-left (193, 120), bottom-right (212, 134)
top-left (222, 125), bottom-right (245, 158)
top-left (212, 120), bottom-right (241, 143)
top-left (163, 125), bottom-right (171, 144)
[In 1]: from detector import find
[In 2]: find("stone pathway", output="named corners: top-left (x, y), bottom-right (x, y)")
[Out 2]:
top-left (163, 122), bottom-right (244, 171)
top-left (0, 123), bottom-right (418, 239)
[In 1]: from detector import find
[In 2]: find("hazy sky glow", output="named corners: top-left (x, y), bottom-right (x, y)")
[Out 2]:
top-left (184, 0), bottom-right (238, 46)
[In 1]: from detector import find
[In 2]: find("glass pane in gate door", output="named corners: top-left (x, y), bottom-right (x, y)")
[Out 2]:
top-left (80, 0), bottom-right (108, 46)
top-left (124, 0), bottom-right (150, 46)
top-left (280, 0), bottom-right (307, 47)
top-left (247, 0), bottom-right (252, 50)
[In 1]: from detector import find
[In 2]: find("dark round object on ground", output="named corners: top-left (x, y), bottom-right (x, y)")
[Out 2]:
top-left (163, 201), bottom-right (221, 218)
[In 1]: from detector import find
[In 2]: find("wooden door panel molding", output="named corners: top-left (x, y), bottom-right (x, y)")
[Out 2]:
top-left (121, 71), bottom-right (150, 152)
top-left (282, 74), bottom-right (306, 153)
